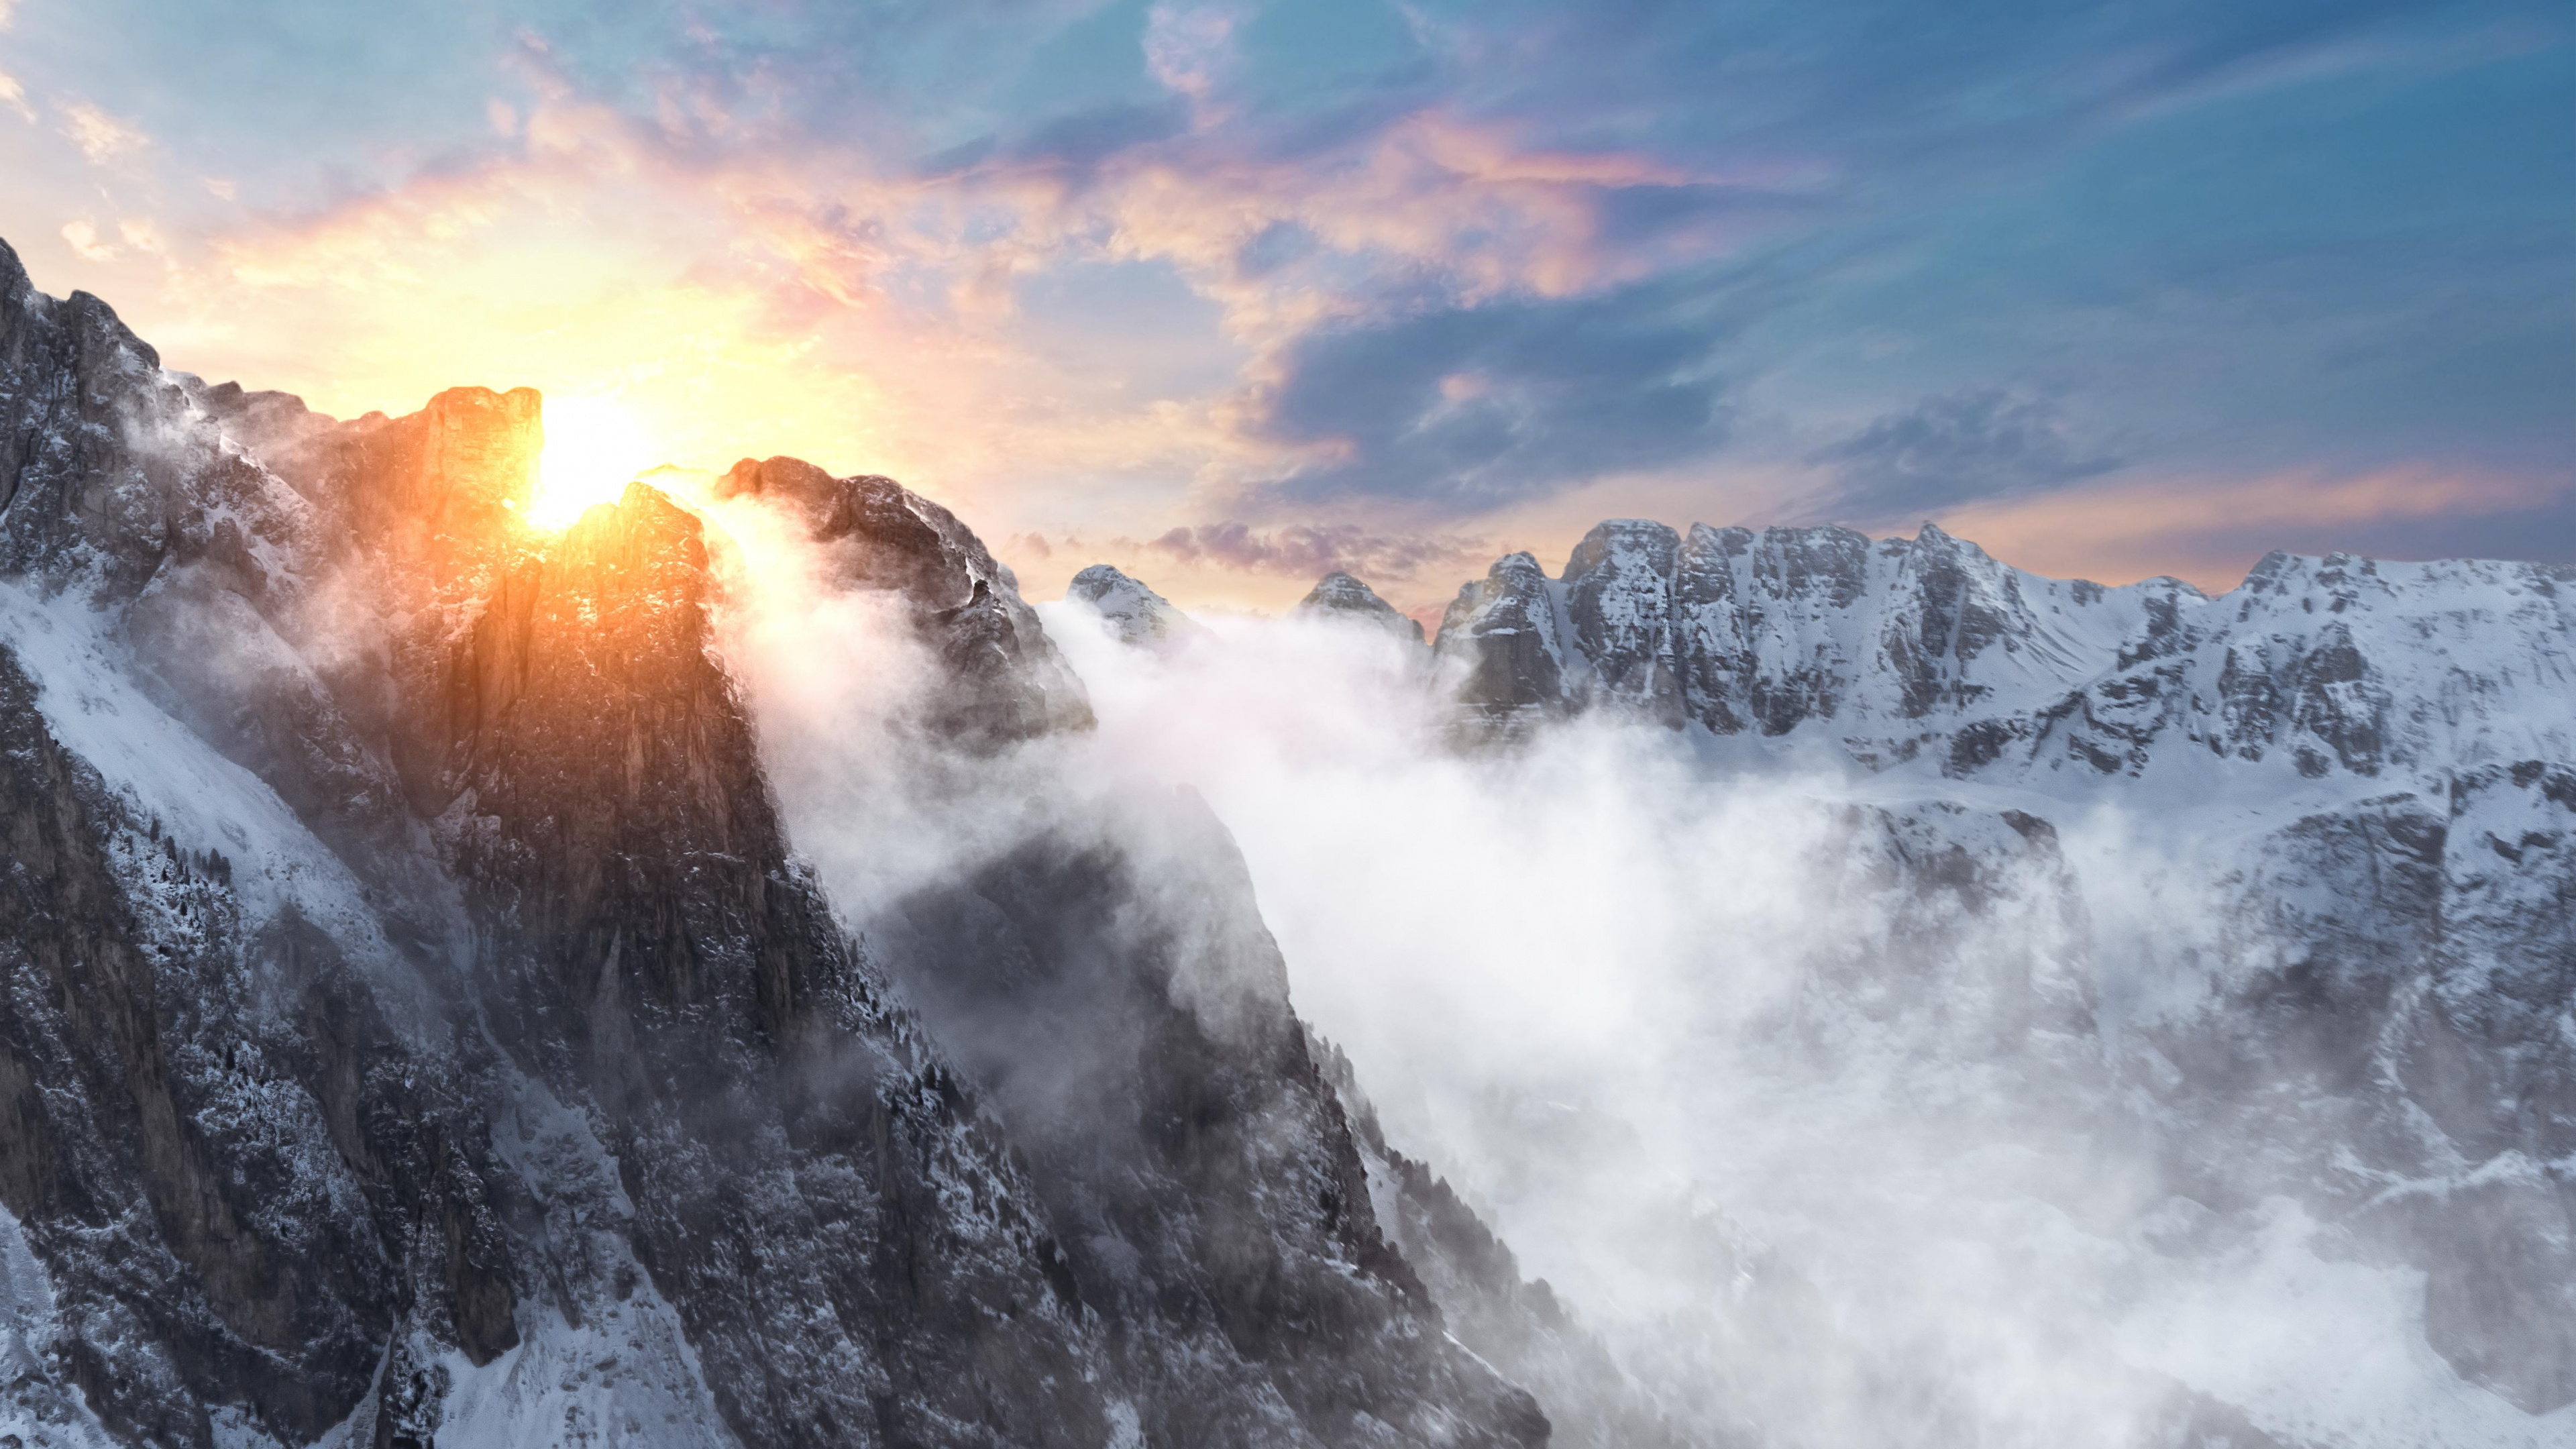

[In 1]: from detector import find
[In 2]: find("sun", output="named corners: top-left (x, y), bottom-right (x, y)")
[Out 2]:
top-left (528, 396), bottom-right (657, 531)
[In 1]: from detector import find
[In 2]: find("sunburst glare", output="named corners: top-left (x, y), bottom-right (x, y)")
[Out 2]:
top-left (529, 396), bottom-right (657, 530)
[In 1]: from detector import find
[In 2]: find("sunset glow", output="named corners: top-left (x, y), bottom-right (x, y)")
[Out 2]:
top-left (0, 0), bottom-right (2561, 608)
top-left (530, 396), bottom-right (656, 531)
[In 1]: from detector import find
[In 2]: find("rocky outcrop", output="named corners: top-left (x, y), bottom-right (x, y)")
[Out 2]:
top-left (1436, 552), bottom-right (1577, 741)
top-left (1065, 562), bottom-right (1204, 649)
top-left (736, 502), bottom-right (1545, 1445)
top-left (716, 456), bottom-right (1093, 746)
top-left (872, 804), bottom-right (1545, 1448)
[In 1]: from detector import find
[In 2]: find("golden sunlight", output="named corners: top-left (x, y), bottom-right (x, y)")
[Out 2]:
top-left (529, 396), bottom-right (657, 530)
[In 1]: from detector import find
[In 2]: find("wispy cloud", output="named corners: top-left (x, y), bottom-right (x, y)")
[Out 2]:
top-left (58, 101), bottom-right (148, 164)
top-left (1141, 519), bottom-right (1489, 580)
top-left (1807, 388), bottom-right (2123, 523)
top-left (1930, 462), bottom-right (2571, 591)
top-left (59, 217), bottom-right (115, 261)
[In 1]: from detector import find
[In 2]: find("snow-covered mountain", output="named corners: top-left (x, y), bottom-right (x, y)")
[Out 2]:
top-left (1299, 572), bottom-right (1428, 645)
top-left (1030, 513), bottom-right (2571, 1446)
top-left (0, 235), bottom-right (1553, 1446)
top-left (5, 222), bottom-right (2569, 1449)
top-left (1399, 520), bottom-right (2573, 1428)
top-left (1065, 564), bottom-right (1205, 649)
top-left (1436, 519), bottom-right (2571, 781)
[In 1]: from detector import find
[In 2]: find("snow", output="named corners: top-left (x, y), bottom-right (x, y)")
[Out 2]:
top-left (1064, 564), bottom-right (1199, 647)
top-left (0, 1205), bottom-right (119, 1449)
top-left (0, 578), bottom-right (393, 967)
top-left (429, 1077), bottom-right (741, 1449)
top-left (2118, 1200), bottom-right (2574, 1448)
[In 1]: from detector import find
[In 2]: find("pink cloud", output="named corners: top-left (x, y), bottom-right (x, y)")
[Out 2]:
top-left (1930, 463), bottom-right (2563, 592)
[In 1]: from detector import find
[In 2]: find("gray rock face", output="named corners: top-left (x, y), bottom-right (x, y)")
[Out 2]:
top-left (0, 234), bottom-right (1550, 1447)
top-left (1297, 572), bottom-right (1426, 647)
top-left (1064, 562), bottom-right (1203, 649)
top-left (1436, 552), bottom-right (1576, 741)
top-left (873, 804), bottom-right (1545, 1448)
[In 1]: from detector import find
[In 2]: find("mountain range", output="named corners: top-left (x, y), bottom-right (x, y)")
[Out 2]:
top-left (1, 231), bottom-right (2569, 1447)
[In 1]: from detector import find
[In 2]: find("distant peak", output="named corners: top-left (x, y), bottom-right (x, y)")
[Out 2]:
top-left (1296, 571), bottom-right (1426, 646)
top-left (1300, 570), bottom-right (1376, 606)
top-left (1067, 564), bottom-right (1201, 647)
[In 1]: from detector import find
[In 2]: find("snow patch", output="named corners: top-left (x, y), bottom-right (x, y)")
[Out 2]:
top-left (0, 1205), bottom-right (118, 1449)
top-left (0, 579), bottom-right (392, 963)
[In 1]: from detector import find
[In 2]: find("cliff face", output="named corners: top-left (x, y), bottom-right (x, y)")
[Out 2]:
top-left (0, 235), bottom-right (1546, 1447)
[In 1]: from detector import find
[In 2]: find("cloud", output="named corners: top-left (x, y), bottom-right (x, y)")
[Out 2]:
top-left (3, 0), bottom-right (2557, 588)
top-left (1142, 519), bottom-right (1489, 580)
top-left (58, 101), bottom-right (148, 164)
top-left (1243, 272), bottom-right (1741, 506)
top-left (59, 217), bottom-right (115, 262)
top-left (1928, 462), bottom-right (2571, 591)
top-left (1144, 1), bottom-right (1250, 110)
top-left (1018, 519), bottom-right (1490, 590)
top-left (0, 69), bottom-right (32, 124)
top-left (115, 218), bottom-right (167, 256)
top-left (1807, 388), bottom-right (2121, 522)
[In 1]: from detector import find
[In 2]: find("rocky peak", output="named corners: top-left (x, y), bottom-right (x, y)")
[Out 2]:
top-left (0, 248), bottom-right (214, 596)
top-left (443, 478), bottom-right (830, 1083)
top-left (210, 383), bottom-right (543, 569)
top-left (1562, 520), bottom-right (1684, 724)
top-left (1297, 570), bottom-right (1426, 645)
top-left (0, 234), bottom-right (1561, 1447)
top-left (1065, 562), bottom-right (1202, 647)
top-left (1435, 551), bottom-right (1574, 740)
top-left (718, 455), bottom-right (1093, 745)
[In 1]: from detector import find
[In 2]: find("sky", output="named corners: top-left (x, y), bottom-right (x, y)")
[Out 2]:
top-left (0, 0), bottom-right (2568, 613)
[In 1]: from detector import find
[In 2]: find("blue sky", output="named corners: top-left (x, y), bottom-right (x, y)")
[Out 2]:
top-left (0, 0), bottom-right (2566, 607)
